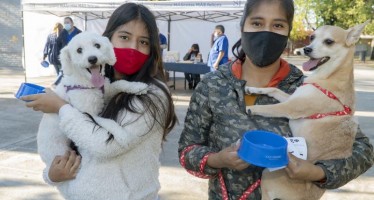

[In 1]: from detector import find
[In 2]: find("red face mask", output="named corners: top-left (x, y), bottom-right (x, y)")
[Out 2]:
top-left (113, 48), bottom-right (149, 75)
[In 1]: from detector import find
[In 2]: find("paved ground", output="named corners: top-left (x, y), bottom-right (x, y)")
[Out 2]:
top-left (0, 56), bottom-right (373, 200)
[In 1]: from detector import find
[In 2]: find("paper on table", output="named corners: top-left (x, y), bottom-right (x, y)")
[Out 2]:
top-left (179, 60), bottom-right (194, 63)
top-left (267, 137), bottom-right (308, 172)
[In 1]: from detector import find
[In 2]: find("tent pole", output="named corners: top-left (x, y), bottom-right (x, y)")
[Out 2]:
top-left (84, 13), bottom-right (87, 31)
top-left (167, 15), bottom-right (171, 51)
top-left (21, 8), bottom-right (27, 82)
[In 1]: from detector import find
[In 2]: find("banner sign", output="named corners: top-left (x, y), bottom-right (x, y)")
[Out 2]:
top-left (22, 0), bottom-right (246, 12)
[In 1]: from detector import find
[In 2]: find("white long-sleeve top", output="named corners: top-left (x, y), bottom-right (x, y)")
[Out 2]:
top-left (54, 84), bottom-right (167, 200)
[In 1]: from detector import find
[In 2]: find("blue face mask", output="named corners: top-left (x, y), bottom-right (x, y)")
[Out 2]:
top-left (64, 24), bottom-right (72, 31)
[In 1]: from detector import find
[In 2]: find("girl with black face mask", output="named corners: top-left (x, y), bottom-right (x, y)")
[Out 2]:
top-left (178, 0), bottom-right (373, 199)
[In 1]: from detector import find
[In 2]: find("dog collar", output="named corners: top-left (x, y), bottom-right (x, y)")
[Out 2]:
top-left (302, 83), bottom-right (352, 119)
top-left (64, 85), bottom-right (104, 94)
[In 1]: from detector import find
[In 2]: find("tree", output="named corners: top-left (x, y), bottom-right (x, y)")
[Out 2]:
top-left (290, 0), bottom-right (314, 47)
top-left (290, 14), bottom-right (311, 41)
top-left (306, 0), bottom-right (374, 34)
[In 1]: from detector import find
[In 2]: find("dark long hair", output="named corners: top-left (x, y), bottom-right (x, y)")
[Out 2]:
top-left (192, 44), bottom-right (200, 52)
top-left (232, 0), bottom-right (294, 62)
top-left (101, 3), bottom-right (177, 142)
top-left (191, 43), bottom-right (200, 56)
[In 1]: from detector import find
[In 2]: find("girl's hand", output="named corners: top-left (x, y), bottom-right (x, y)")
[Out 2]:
top-left (285, 153), bottom-right (326, 181)
top-left (207, 144), bottom-right (249, 171)
top-left (213, 62), bottom-right (219, 70)
top-left (22, 88), bottom-right (67, 113)
top-left (49, 151), bottom-right (81, 182)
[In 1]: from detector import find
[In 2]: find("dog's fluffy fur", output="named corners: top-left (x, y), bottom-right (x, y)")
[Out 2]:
top-left (37, 32), bottom-right (148, 198)
top-left (245, 21), bottom-right (369, 200)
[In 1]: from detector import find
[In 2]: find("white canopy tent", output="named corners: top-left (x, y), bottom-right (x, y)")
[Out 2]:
top-left (21, 0), bottom-right (246, 77)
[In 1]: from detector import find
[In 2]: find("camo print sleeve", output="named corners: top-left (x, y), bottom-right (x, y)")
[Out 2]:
top-left (178, 78), bottom-right (219, 176)
top-left (314, 126), bottom-right (374, 189)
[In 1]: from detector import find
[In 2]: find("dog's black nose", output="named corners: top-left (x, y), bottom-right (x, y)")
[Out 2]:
top-left (88, 56), bottom-right (98, 64)
top-left (303, 47), bottom-right (313, 55)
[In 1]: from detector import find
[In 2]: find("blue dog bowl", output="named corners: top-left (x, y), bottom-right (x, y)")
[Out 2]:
top-left (238, 130), bottom-right (288, 168)
top-left (40, 60), bottom-right (49, 68)
top-left (15, 83), bottom-right (45, 100)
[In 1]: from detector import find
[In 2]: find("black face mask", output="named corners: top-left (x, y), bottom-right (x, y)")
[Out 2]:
top-left (241, 31), bottom-right (288, 67)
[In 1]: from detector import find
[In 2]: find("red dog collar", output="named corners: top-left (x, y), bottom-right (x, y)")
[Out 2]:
top-left (302, 83), bottom-right (352, 119)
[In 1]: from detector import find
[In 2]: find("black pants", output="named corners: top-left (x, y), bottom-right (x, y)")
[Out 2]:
top-left (52, 64), bottom-right (61, 75)
top-left (51, 64), bottom-right (62, 85)
top-left (184, 73), bottom-right (200, 89)
top-left (361, 51), bottom-right (367, 62)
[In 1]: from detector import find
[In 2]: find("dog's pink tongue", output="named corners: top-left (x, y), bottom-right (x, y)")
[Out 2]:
top-left (302, 59), bottom-right (320, 71)
top-left (90, 67), bottom-right (105, 88)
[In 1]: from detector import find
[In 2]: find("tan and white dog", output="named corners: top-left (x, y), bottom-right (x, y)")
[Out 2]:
top-left (245, 21), bottom-right (369, 200)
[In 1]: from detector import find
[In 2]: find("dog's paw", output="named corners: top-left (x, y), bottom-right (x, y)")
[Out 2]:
top-left (247, 109), bottom-right (252, 115)
top-left (246, 106), bottom-right (252, 115)
top-left (244, 86), bottom-right (252, 94)
top-left (109, 80), bottom-right (149, 95)
top-left (133, 83), bottom-right (149, 95)
top-left (244, 86), bottom-right (261, 95)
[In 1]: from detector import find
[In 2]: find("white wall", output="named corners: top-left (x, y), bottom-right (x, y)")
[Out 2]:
top-left (23, 12), bottom-right (63, 77)
top-left (24, 12), bottom-right (241, 77)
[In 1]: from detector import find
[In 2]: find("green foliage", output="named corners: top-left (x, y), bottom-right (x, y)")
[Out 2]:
top-left (290, 0), bottom-right (314, 42)
top-left (290, 14), bottom-right (310, 41)
top-left (295, 0), bottom-right (374, 34)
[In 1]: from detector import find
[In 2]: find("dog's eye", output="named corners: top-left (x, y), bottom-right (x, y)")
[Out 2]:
top-left (310, 35), bottom-right (315, 41)
top-left (94, 43), bottom-right (101, 49)
top-left (324, 39), bottom-right (335, 46)
top-left (77, 48), bottom-right (82, 54)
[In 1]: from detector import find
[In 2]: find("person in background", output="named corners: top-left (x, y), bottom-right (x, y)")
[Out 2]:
top-left (183, 43), bottom-right (203, 89)
top-left (59, 17), bottom-right (82, 48)
top-left (23, 3), bottom-right (177, 199)
top-left (158, 28), bottom-right (167, 56)
top-left (158, 29), bottom-right (169, 80)
top-left (178, 0), bottom-right (374, 199)
top-left (207, 24), bottom-right (229, 71)
top-left (50, 17), bottom-right (82, 87)
top-left (361, 44), bottom-right (368, 63)
top-left (43, 22), bottom-right (63, 87)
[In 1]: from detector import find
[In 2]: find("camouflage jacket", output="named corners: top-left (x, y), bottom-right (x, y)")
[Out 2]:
top-left (178, 61), bottom-right (374, 200)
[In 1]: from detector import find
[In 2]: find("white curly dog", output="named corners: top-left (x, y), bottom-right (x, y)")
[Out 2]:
top-left (37, 32), bottom-right (148, 199)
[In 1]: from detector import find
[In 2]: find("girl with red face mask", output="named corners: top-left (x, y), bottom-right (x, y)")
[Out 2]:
top-left (23, 3), bottom-right (177, 200)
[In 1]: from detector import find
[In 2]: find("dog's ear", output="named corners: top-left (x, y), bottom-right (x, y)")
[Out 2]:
top-left (107, 48), bottom-right (117, 66)
top-left (59, 46), bottom-right (73, 75)
top-left (103, 37), bottom-right (117, 66)
top-left (346, 20), bottom-right (370, 46)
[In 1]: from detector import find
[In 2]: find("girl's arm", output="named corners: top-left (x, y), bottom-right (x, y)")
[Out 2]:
top-left (313, 127), bottom-right (374, 188)
top-left (58, 98), bottom-right (163, 159)
top-left (23, 88), bottom-right (166, 159)
top-left (59, 84), bottom-right (167, 159)
top-left (43, 35), bottom-right (50, 60)
top-left (178, 79), bottom-right (220, 178)
top-left (183, 51), bottom-right (191, 61)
